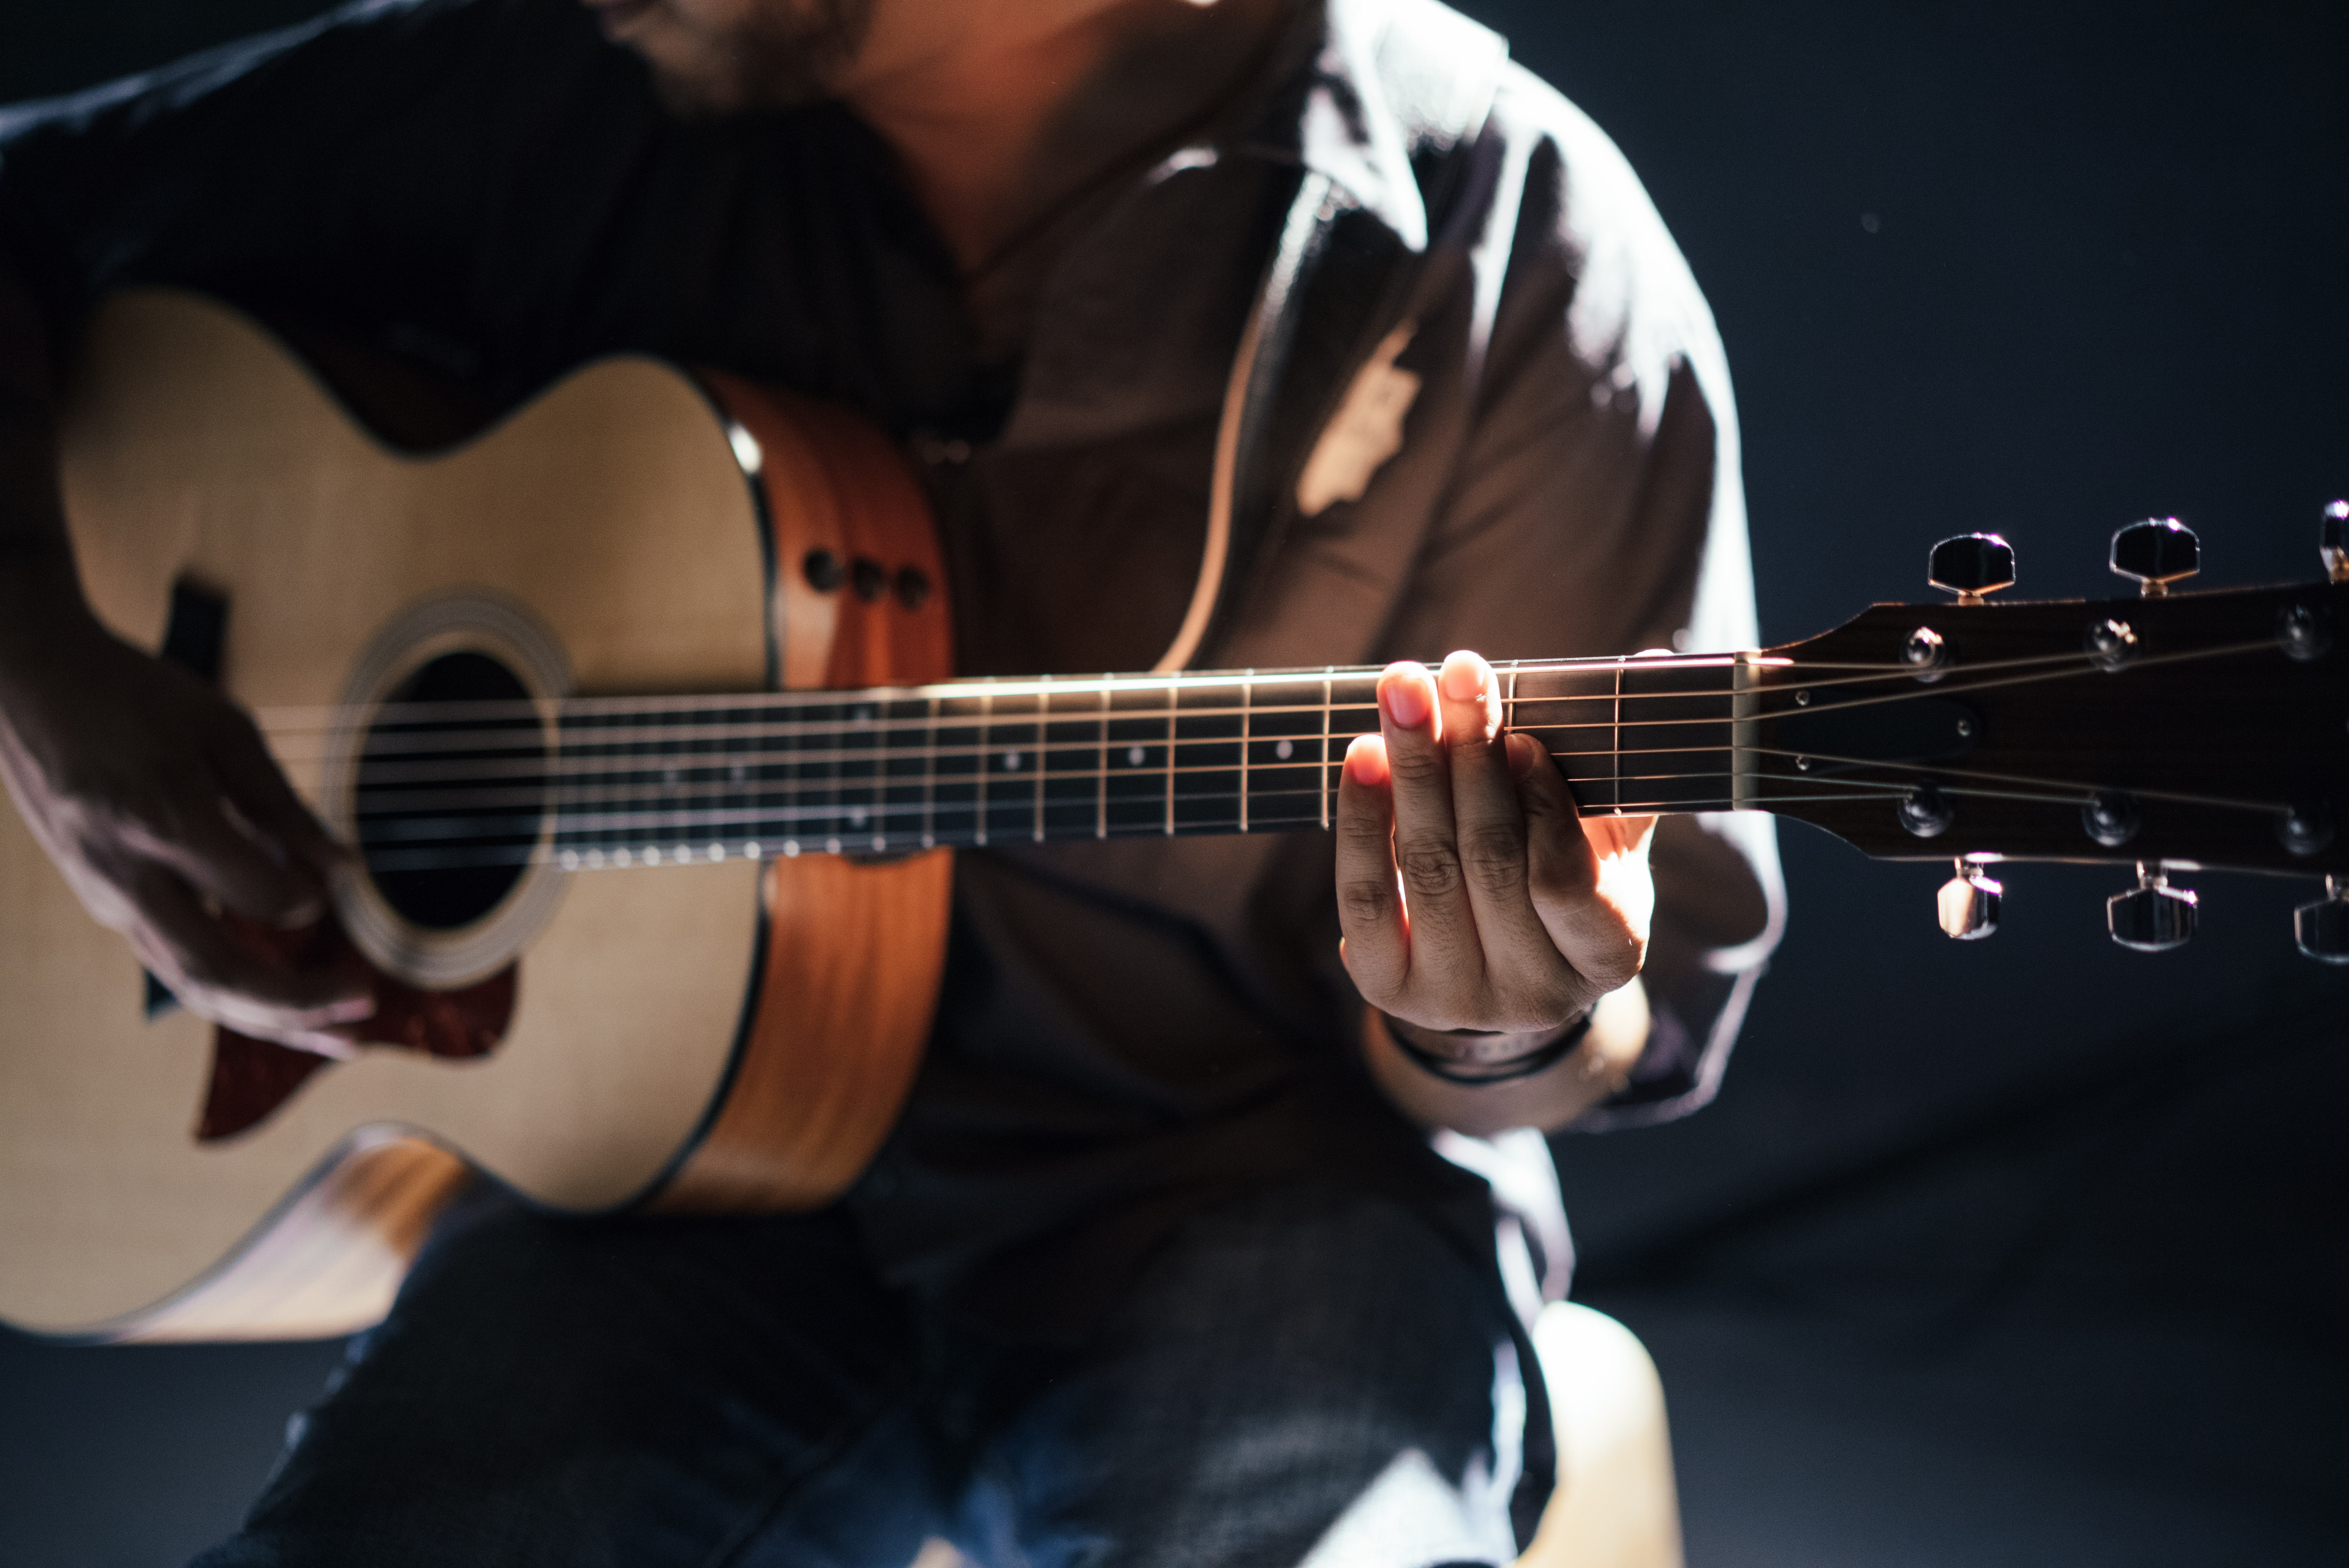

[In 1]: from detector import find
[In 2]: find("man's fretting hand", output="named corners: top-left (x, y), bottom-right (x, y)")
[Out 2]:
top-left (1335, 651), bottom-right (1656, 1131)
top-left (0, 583), bottom-right (372, 1055)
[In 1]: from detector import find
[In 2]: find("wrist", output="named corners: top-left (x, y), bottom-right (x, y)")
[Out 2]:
top-left (1376, 1008), bottom-right (1592, 1086)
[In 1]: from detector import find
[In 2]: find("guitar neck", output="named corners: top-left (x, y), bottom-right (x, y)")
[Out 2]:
top-left (349, 656), bottom-right (1752, 875)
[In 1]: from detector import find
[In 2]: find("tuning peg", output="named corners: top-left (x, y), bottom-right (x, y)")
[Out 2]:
top-left (2108, 862), bottom-right (2196, 951)
top-left (1928, 533), bottom-right (2016, 605)
top-left (2323, 501), bottom-right (2347, 584)
top-left (2110, 518), bottom-right (2199, 597)
top-left (1937, 857), bottom-right (2002, 939)
top-left (2297, 876), bottom-right (2349, 964)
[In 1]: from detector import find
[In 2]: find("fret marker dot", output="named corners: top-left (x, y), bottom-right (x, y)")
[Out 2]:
top-left (849, 806), bottom-right (868, 828)
top-left (644, 847), bottom-right (661, 865)
top-left (708, 843), bottom-right (725, 861)
top-left (1275, 739), bottom-right (1294, 760)
top-left (1128, 745), bottom-right (1145, 766)
top-left (587, 849), bottom-right (605, 868)
top-left (615, 848), bottom-right (632, 866)
top-left (824, 837), bottom-right (842, 855)
top-left (675, 845), bottom-right (691, 863)
top-left (871, 835), bottom-right (887, 852)
top-left (783, 840), bottom-right (801, 857)
top-left (560, 850), bottom-right (580, 870)
top-left (746, 841), bottom-right (762, 859)
top-left (1004, 750), bottom-right (1021, 771)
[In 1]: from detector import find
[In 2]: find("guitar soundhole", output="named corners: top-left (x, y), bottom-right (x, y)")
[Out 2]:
top-left (355, 650), bottom-right (547, 931)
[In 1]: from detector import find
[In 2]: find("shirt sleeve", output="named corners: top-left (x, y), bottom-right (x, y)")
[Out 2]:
top-left (1379, 64), bottom-right (1784, 1127)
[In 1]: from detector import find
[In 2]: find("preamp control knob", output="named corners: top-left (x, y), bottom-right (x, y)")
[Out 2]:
top-left (2110, 518), bottom-right (2199, 597)
top-left (2108, 862), bottom-right (2197, 952)
top-left (1928, 533), bottom-right (2016, 605)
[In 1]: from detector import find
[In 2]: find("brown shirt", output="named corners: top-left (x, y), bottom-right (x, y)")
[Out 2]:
top-left (0, 0), bottom-right (1781, 1332)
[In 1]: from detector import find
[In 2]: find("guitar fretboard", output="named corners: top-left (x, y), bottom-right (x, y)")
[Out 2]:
top-left (347, 658), bottom-right (1746, 874)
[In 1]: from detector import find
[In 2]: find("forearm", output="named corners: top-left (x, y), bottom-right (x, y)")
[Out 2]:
top-left (1364, 978), bottom-right (1651, 1137)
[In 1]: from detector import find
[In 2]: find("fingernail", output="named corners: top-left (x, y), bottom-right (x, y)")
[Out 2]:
top-left (1380, 668), bottom-right (1430, 729)
top-left (1439, 656), bottom-right (1483, 703)
top-left (1344, 734), bottom-right (1387, 787)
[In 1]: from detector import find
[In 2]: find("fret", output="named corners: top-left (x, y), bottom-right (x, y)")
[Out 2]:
top-left (933, 686), bottom-right (985, 846)
top-left (984, 687), bottom-right (1039, 846)
top-left (921, 693), bottom-right (939, 849)
top-left (1163, 682), bottom-right (1176, 836)
top-left (1032, 675), bottom-right (1050, 843)
top-left (879, 692), bottom-right (926, 854)
top-left (1613, 662), bottom-right (1624, 817)
top-left (1319, 669), bottom-right (1333, 828)
top-left (1172, 683), bottom-right (1243, 835)
top-left (1094, 681), bottom-right (1109, 840)
top-left (1243, 673), bottom-right (1327, 835)
top-left (1522, 663), bottom-right (1622, 809)
top-left (976, 683), bottom-right (993, 846)
top-left (1040, 684), bottom-right (1102, 841)
top-left (1106, 682), bottom-right (1171, 836)
top-left (1618, 656), bottom-right (1738, 810)
top-left (1238, 673), bottom-right (1252, 834)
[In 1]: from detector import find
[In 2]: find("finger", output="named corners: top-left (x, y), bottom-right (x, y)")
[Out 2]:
top-left (142, 788), bottom-right (329, 927)
top-left (1439, 653), bottom-right (1577, 1029)
top-left (128, 867), bottom-right (373, 1055)
top-left (1377, 660), bottom-right (1481, 993)
top-left (1334, 732), bottom-right (1408, 1004)
top-left (206, 706), bottom-right (351, 881)
top-left (1514, 734), bottom-right (1644, 995)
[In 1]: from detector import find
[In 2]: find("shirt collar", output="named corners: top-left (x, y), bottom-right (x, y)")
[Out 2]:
top-left (1197, 0), bottom-right (1508, 255)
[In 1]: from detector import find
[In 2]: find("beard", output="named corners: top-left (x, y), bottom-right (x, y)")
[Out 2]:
top-left (636, 0), bottom-right (879, 118)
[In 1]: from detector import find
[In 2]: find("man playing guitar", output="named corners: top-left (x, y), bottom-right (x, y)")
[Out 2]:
top-left (0, 0), bottom-right (1778, 1561)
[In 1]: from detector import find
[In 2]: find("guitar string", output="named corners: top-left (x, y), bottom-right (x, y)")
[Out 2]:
top-left (283, 640), bottom-right (2282, 827)
top-left (339, 753), bottom-right (2274, 861)
top-left (352, 771), bottom-right (2149, 873)
top-left (250, 635), bottom-right (2275, 789)
top-left (257, 637), bottom-right (2233, 777)
top-left (247, 634), bottom-right (2163, 743)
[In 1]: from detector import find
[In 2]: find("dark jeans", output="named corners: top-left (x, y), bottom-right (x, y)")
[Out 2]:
top-left (193, 1184), bottom-right (1539, 1568)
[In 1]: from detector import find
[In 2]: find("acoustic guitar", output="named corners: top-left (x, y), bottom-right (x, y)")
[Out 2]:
top-left (3, 290), bottom-right (2343, 1342)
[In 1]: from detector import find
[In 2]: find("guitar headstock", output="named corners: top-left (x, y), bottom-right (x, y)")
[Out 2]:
top-left (1746, 515), bottom-right (2349, 958)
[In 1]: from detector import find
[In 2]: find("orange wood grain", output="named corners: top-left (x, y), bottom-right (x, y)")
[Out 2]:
top-left (654, 376), bottom-right (956, 1212)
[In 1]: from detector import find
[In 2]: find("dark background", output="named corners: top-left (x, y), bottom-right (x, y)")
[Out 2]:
top-left (2, 1), bottom-right (2345, 1562)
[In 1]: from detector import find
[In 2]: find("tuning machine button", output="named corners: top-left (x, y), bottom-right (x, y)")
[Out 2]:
top-left (1937, 857), bottom-right (2002, 940)
top-left (1928, 533), bottom-right (2016, 605)
top-left (2110, 518), bottom-right (2199, 597)
top-left (2108, 862), bottom-right (2196, 951)
top-left (2322, 501), bottom-right (2347, 584)
top-left (2296, 876), bottom-right (2349, 964)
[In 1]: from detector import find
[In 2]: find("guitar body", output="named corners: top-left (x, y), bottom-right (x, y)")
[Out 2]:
top-left (0, 291), bottom-right (952, 1340)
